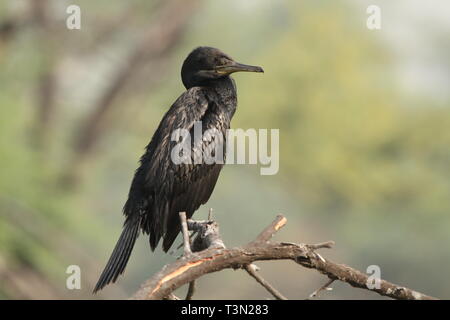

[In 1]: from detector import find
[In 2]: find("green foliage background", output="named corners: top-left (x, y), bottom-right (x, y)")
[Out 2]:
top-left (0, 0), bottom-right (449, 299)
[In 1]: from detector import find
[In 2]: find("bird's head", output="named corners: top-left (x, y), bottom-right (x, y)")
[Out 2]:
top-left (181, 46), bottom-right (263, 89)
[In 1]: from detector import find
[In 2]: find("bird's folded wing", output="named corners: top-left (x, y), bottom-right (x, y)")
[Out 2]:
top-left (140, 87), bottom-right (225, 251)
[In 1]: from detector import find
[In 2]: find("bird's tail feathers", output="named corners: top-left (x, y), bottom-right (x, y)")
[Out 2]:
top-left (93, 216), bottom-right (140, 293)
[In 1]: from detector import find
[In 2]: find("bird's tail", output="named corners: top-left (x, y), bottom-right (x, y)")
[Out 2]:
top-left (93, 216), bottom-right (140, 293)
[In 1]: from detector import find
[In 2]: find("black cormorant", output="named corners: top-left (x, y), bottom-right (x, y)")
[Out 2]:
top-left (93, 46), bottom-right (263, 293)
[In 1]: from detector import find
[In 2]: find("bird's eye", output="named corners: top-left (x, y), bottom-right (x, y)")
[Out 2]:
top-left (218, 57), bottom-right (229, 65)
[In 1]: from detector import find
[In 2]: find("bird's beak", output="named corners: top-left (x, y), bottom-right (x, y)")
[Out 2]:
top-left (215, 61), bottom-right (264, 75)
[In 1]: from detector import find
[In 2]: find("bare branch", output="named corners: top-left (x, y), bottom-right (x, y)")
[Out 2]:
top-left (162, 293), bottom-right (180, 300)
top-left (244, 264), bottom-right (287, 300)
top-left (308, 279), bottom-right (335, 299)
top-left (179, 212), bottom-right (192, 256)
top-left (185, 281), bottom-right (196, 300)
top-left (131, 214), bottom-right (438, 300)
top-left (308, 241), bottom-right (335, 250)
top-left (251, 214), bottom-right (287, 244)
top-left (208, 208), bottom-right (213, 221)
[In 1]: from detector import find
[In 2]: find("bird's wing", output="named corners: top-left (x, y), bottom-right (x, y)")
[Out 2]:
top-left (145, 87), bottom-right (211, 193)
top-left (131, 87), bottom-right (225, 251)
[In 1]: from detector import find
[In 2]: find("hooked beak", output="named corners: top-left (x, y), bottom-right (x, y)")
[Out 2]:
top-left (215, 61), bottom-right (264, 75)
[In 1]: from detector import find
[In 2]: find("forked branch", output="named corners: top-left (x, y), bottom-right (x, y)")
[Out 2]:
top-left (132, 214), bottom-right (437, 300)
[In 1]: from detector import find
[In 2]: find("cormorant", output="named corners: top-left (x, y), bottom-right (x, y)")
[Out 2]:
top-left (93, 46), bottom-right (263, 293)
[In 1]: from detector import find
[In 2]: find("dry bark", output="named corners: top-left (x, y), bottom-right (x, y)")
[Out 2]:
top-left (132, 215), bottom-right (437, 300)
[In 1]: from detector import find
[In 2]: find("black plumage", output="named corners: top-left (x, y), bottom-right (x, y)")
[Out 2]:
top-left (93, 46), bottom-right (263, 293)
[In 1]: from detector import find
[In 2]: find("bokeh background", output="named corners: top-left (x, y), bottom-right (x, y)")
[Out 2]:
top-left (1, 0), bottom-right (449, 300)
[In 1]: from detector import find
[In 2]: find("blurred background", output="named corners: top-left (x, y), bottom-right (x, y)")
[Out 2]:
top-left (0, 0), bottom-right (449, 300)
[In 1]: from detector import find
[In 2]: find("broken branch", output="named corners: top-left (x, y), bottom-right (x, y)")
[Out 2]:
top-left (131, 214), bottom-right (437, 300)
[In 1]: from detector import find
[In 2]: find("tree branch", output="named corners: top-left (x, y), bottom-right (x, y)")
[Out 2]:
top-left (179, 212), bottom-right (192, 256)
top-left (185, 280), bottom-right (196, 300)
top-left (131, 214), bottom-right (438, 300)
top-left (308, 278), bottom-right (335, 299)
top-left (251, 214), bottom-right (287, 244)
top-left (244, 263), bottom-right (288, 300)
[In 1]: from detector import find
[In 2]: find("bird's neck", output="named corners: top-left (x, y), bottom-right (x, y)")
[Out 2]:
top-left (209, 76), bottom-right (237, 117)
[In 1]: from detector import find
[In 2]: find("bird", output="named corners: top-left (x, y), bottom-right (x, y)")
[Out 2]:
top-left (93, 46), bottom-right (263, 293)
